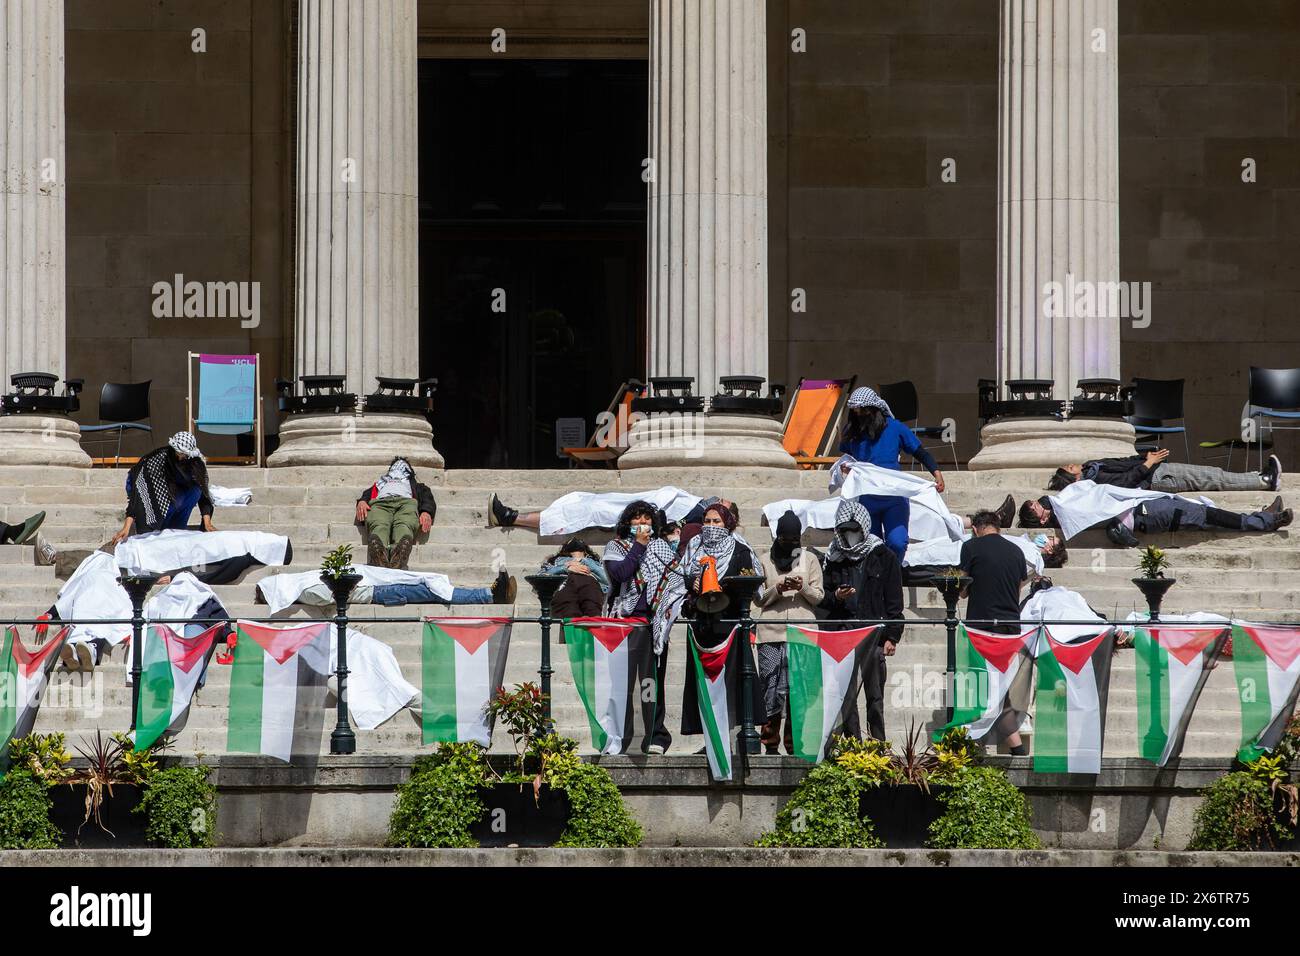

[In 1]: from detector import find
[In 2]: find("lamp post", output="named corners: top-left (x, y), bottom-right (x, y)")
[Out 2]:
top-left (933, 573), bottom-right (971, 725)
top-left (722, 574), bottom-right (764, 775)
top-left (321, 570), bottom-right (363, 755)
top-left (118, 574), bottom-right (161, 732)
top-left (525, 574), bottom-right (563, 732)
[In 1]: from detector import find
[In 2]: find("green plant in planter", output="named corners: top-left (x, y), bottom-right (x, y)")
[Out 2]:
top-left (832, 736), bottom-right (901, 788)
top-left (0, 770), bottom-right (62, 849)
top-left (485, 682), bottom-right (551, 782)
top-left (926, 766), bottom-right (1041, 849)
top-left (320, 544), bottom-right (356, 580)
top-left (387, 743), bottom-right (489, 848)
top-left (755, 761), bottom-right (882, 848)
top-left (6, 732), bottom-right (73, 785)
top-left (134, 764), bottom-right (217, 848)
top-left (1136, 545), bottom-right (1170, 579)
top-left (547, 760), bottom-right (643, 848)
top-left (930, 727), bottom-right (981, 785)
top-left (1188, 770), bottom-right (1294, 851)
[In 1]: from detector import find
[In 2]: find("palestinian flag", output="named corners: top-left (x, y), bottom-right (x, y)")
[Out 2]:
top-left (563, 617), bottom-right (655, 754)
top-left (422, 618), bottom-right (512, 748)
top-left (787, 624), bottom-right (878, 762)
top-left (1133, 624), bottom-right (1229, 766)
top-left (688, 626), bottom-right (738, 781)
top-left (1231, 622), bottom-right (1300, 763)
top-left (1034, 627), bottom-right (1116, 774)
top-left (133, 623), bottom-right (223, 751)
top-left (0, 625), bottom-right (68, 772)
top-left (939, 624), bottom-right (1038, 744)
top-left (227, 621), bottom-right (331, 762)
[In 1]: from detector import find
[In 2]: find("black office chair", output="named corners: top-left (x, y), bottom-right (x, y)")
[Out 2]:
top-left (878, 380), bottom-right (959, 470)
top-left (79, 381), bottom-right (152, 465)
top-left (1127, 377), bottom-right (1189, 461)
top-left (1247, 366), bottom-right (1300, 470)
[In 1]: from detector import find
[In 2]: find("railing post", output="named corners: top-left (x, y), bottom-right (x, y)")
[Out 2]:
top-left (322, 572), bottom-right (363, 755)
top-left (526, 574), bottom-right (563, 733)
top-left (118, 574), bottom-right (161, 732)
top-left (722, 575), bottom-right (764, 777)
top-left (934, 574), bottom-right (971, 726)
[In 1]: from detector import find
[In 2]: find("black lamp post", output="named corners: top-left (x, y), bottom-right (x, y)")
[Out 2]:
top-left (526, 574), bottom-right (563, 732)
top-left (118, 574), bottom-right (161, 732)
top-left (932, 573), bottom-right (971, 725)
top-left (722, 574), bottom-right (764, 773)
top-left (321, 570), bottom-right (363, 755)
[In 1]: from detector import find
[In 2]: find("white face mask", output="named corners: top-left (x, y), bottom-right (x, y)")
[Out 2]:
top-left (842, 529), bottom-right (864, 547)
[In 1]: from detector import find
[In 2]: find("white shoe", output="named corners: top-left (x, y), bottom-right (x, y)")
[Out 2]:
top-left (34, 533), bottom-right (56, 567)
top-left (75, 643), bottom-right (95, 672)
top-left (59, 642), bottom-right (78, 671)
top-left (646, 744), bottom-right (666, 755)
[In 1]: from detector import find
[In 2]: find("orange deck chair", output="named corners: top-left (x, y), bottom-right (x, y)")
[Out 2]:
top-left (562, 379), bottom-right (648, 468)
top-left (780, 376), bottom-right (856, 469)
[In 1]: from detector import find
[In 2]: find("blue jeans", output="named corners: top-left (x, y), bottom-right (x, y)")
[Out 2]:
top-left (857, 494), bottom-right (909, 561)
top-left (371, 583), bottom-right (490, 606)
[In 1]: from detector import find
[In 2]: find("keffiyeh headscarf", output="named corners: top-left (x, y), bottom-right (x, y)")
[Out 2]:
top-left (641, 538), bottom-right (687, 654)
top-left (826, 499), bottom-right (882, 563)
top-left (373, 458), bottom-right (414, 501)
top-left (602, 537), bottom-right (647, 617)
top-left (846, 386), bottom-right (893, 418)
top-left (168, 431), bottom-right (203, 459)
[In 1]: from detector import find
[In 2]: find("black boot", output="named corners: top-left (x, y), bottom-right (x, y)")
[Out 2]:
top-left (995, 494), bottom-right (1015, 529)
top-left (1105, 518), bottom-right (1139, 548)
top-left (490, 571), bottom-right (517, 604)
top-left (487, 494), bottom-right (517, 529)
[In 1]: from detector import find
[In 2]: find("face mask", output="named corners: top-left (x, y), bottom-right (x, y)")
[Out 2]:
top-left (1031, 533), bottom-right (1049, 549)
top-left (842, 529), bottom-right (864, 547)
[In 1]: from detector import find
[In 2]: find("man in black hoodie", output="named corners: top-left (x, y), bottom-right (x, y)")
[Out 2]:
top-left (1048, 449), bottom-right (1280, 493)
top-left (356, 457), bottom-right (437, 569)
top-left (817, 499), bottom-right (904, 742)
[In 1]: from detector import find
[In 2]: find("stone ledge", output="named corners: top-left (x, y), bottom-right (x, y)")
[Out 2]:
top-left (2, 847), bottom-right (1296, 867)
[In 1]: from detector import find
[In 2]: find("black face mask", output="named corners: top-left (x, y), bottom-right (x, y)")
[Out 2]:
top-left (864, 408), bottom-right (885, 440)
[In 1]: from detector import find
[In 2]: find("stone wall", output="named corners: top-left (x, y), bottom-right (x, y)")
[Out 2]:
top-left (1118, 1), bottom-right (1300, 462)
top-left (768, 0), bottom-right (998, 464)
top-left (64, 0), bottom-right (289, 455)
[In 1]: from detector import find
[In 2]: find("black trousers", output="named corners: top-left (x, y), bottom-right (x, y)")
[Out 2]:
top-left (841, 635), bottom-right (887, 741)
top-left (649, 644), bottom-right (672, 749)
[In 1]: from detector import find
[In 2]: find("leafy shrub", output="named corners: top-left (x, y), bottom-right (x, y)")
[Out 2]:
top-left (1188, 770), bottom-right (1294, 851)
top-left (0, 770), bottom-right (62, 849)
top-left (6, 733), bottom-right (73, 784)
top-left (551, 762), bottom-right (642, 848)
top-left (755, 762), bottom-right (883, 848)
top-left (134, 765), bottom-right (217, 848)
top-left (926, 766), bottom-right (1041, 849)
top-left (387, 744), bottom-right (488, 848)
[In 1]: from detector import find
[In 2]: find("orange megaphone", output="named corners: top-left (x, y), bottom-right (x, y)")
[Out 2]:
top-left (696, 555), bottom-right (730, 614)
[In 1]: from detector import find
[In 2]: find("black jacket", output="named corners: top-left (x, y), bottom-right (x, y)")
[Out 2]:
top-left (357, 481), bottom-right (437, 520)
top-left (1082, 455), bottom-right (1154, 489)
top-left (817, 544), bottom-right (905, 645)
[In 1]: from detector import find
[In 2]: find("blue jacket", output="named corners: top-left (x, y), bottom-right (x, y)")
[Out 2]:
top-left (840, 417), bottom-right (939, 473)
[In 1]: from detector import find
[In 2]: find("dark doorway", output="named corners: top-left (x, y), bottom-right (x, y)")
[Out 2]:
top-left (419, 59), bottom-right (647, 468)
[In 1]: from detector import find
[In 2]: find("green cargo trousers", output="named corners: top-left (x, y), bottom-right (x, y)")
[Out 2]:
top-left (366, 497), bottom-right (419, 547)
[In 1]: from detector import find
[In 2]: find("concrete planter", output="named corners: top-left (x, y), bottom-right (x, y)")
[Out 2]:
top-left (470, 783), bottom-right (571, 848)
top-left (859, 784), bottom-right (948, 849)
top-left (51, 783), bottom-right (147, 849)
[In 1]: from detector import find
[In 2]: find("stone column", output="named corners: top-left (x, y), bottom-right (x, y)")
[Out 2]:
top-left (268, 0), bottom-right (441, 468)
top-left (619, 0), bottom-right (793, 469)
top-left (970, 0), bottom-right (1134, 469)
top-left (0, 0), bottom-right (89, 467)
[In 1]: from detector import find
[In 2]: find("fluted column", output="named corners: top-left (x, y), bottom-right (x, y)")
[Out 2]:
top-left (0, 0), bottom-right (88, 467)
top-left (270, 0), bottom-right (440, 467)
top-left (971, 0), bottom-right (1133, 469)
top-left (621, 0), bottom-right (792, 469)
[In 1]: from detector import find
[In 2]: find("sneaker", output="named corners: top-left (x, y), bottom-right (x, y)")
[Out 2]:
top-left (1263, 454), bottom-right (1283, 492)
top-left (646, 743), bottom-right (666, 755)
top-left (1105, 518), bottom-right (1140, 548)
top-left (994, 493), bottom-right (1015, 529)
top-left (490, 571), bottom-right (517, 604)
top-left (34, 534), bottom-right (56, 567)
top-left (487, 493), bottom-right (517, 529)
top-left (10, 511), bottom-right (46, 545)
top-left (59, 642), bottom-right (78, 671)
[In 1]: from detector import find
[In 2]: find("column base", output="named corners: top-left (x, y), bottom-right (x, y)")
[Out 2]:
top-left (968, 418), bottom-right (1137, 470)
top-left (266, 413), bottom-right (444, 469)
top-left (617, 414), bottom-right (796, 470)
top-left (0, 415), bottom-right (92, 467)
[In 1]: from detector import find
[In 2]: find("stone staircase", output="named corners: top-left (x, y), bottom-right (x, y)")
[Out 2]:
top-left (1, 464), bottom-right (1293, 761)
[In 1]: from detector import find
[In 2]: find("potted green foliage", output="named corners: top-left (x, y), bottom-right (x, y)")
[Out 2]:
top-left (1132, 545), bottom-right (1176, 621)
top-left (0, 733), bottom-right (72, 849)
top-left (320, 543), bottom-right (363, 601)
top-left (1188, 716), bottom-right (1299, 851)
top-left (49, 731), bottom-right (154, 847)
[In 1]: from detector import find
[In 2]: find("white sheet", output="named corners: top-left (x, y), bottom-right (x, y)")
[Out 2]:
top-left (763, 490), bottom-right (962, 544)
top-left (256, 564), bottom-right (454, 614)
top-left (1046, 480), bottom-right (1212, 540)
top-left (831, 461), bottom-right (963, 541)
top-left (538, 486), bottom-right (703, 536)
top-left (1020, 585), bottom-right (1107, 642)
top-left (115, 529), bottom-right (289, 576)
top-left (56, 555), bottom-right (221, 649)
top-left (903, 532), bottom-right (1044, 576)
top-left (208, 485), bottom-right (252, 506)
top-left (329, 627), bottom-right (419, 730)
